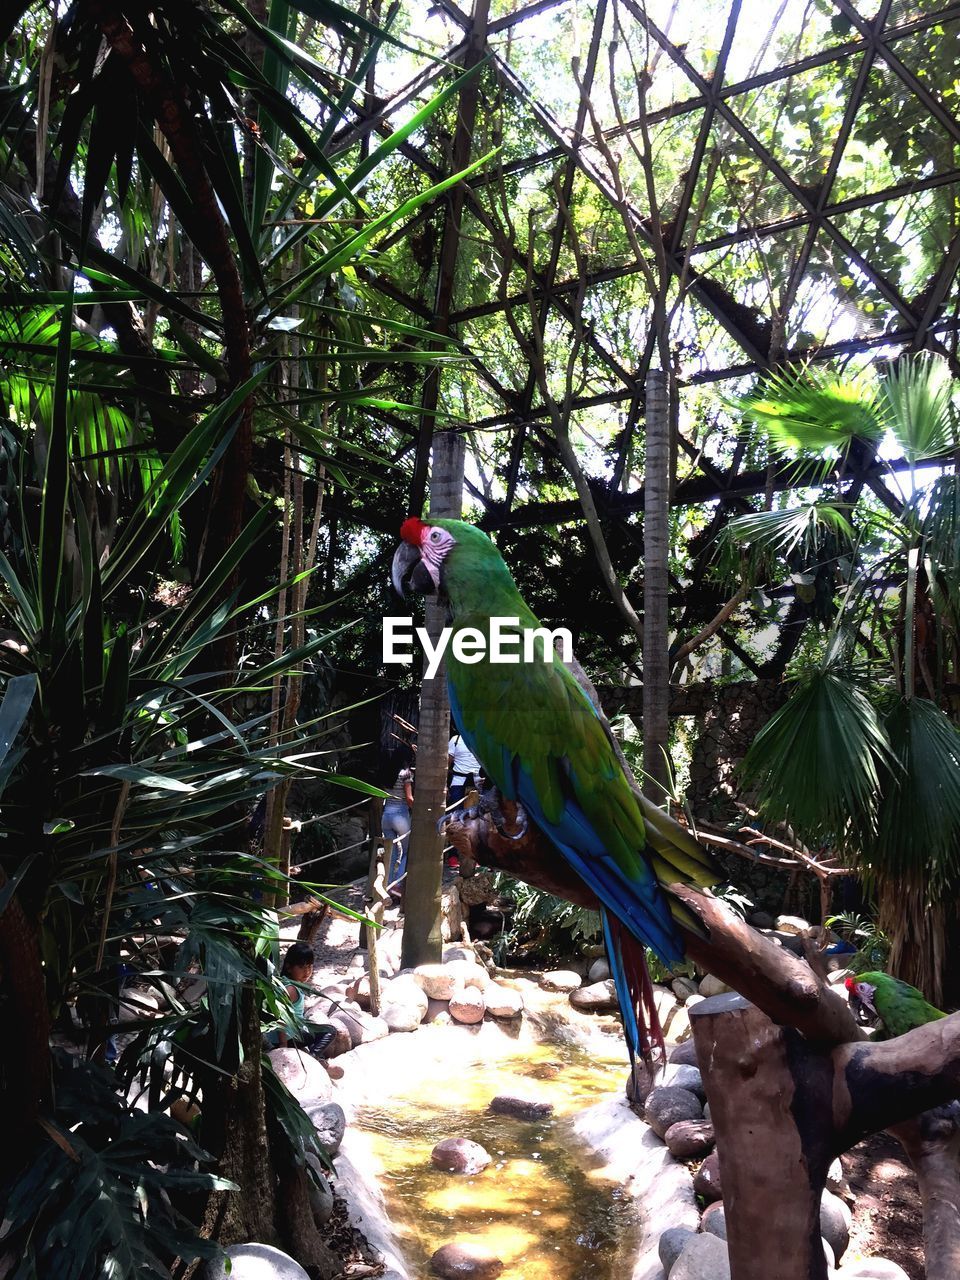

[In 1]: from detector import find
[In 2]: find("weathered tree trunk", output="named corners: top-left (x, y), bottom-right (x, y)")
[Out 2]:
top-left (401, 431), bottom-right (465, 969)
top-left (200, 985), bottom-right (277, 1246)
top-left (643, 369), bottom-right (671, 799)
top-left (690, 994), bottom-right (832, 1280)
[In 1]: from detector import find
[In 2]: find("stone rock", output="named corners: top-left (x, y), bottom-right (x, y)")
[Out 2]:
top-left (821, 1238), bottom-right (835, 1270)
top-left (304, 1101), bottom-right (346, 1156)
top-left (748, 910), bottom-right (775, 930)
top-left (569, 979), bottom-right (618, 1012)
top-left (442, 944), bottom-right (477, 964)
top-left (644, 1087), bottom-right (703, 1140)
top-left (702, 1102), bottom-right (711, 1123)
top-left (359, 1014), bottom-right (390, 1043)
top-left (268, 1048), bottom-right (332, 1102)
top-left (448, 985), bottom-right (485, 1024)
top-left (304, 1152), bottom-right (334, 1225)
top-left (775, 914), bottom-right (811, 935)
top-left (662, 1063), bottom-right (705, 1100)
top-left (415, 964), bottom-right (457, 1001)
top-left (671, 977), bottom-right (699, 1003)
top-left (693, 1150), bottom-right (722, 1202)
top-left (488, 1095), bottom-right (554, 1121)
top-left (700, 1200), bottom-right (727, 1240)
top-left (383, 974), bottom-right (430, 1015)
top-left (659, 1226), bottom-right (697, 1277)
top-left (664, 1120), bottom-right (715, 1160)
top-left (670, 1232), bottom-right (730, 1280)
top-left (588, 957), bottom-right (611, 983)
top-left (668, 1039), bottom-right (700, 1068)
top-left (204, 1243), bottom-right (311, 1280)
top-left (430, 1241), bottom-right (504, 1279)
top-left (331, 1004), bottom-right (384, 1047)
top-left (382, 1001), bottom-right (424, 1032)
top-left (524, 1061), bottom-right (561, 1080)
top-left (820, 1189), bottom-right (851, 1261)
top-left (447, 958), bottom-right (489, 991)
top-left (324, 1023), bottom-right (353, 1058)
top-left (838, 1261), bottom-right (910, 1280)
top-left (485, 983), bottom-right (524, 1019)
top-left (540, 969), bottom-right (582, 993)
top-left (697, 974), bottom-right (730, 998)
top-left (826, 1157), bottom-right (845, 1195)
top-left (431, 1137), bottom-right (492, 1175)
top-left (425, 998), bottom-right (453, 1025)
top-left (773, 930), bottom-right (806, 956)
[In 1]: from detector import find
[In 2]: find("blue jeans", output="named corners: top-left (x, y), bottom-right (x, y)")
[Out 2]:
top-left (382, 802), bottom-right (411, 890)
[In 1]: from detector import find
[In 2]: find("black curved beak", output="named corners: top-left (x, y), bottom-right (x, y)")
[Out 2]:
top-left (391, 542), bottom-right (436, 597)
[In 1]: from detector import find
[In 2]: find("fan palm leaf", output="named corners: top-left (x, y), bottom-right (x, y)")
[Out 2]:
top-left (740, 668), bottom-right (895, 848)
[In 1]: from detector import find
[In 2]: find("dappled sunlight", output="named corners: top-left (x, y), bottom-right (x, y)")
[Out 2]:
top-left (353, 1037), bottom-right (638, 1278)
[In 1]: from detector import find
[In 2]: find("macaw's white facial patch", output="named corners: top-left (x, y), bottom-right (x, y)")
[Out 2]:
top-left (382, 616), bottom-right (573, 679)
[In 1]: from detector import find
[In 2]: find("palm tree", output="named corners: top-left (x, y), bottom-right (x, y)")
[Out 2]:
top-left (730, 354), bottom-right (960, 1003)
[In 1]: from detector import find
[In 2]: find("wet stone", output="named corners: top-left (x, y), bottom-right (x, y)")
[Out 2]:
top-left (697, 974), bottom-right (729, 998)
top-left (664, 1119), bottom-right (715, 1160)
top-left (204, 1243), bottom-right (310, 1280)
top-left (449, 985), bottom-right (485, 1024)
top-left (430, 1137), bottom-right (492, 1175)
top-left (488, 1094), bottom-right (554, 1121)
top-left (430, 1241), bottom-right (504, 1279)
top-left (587, 957), bottom-right (611, 983)
top-left (267, 1048), bottom-right (332, 1103)
top-left (539, 969), bottom-right (582, 993)
top-left (661, 1063), bottom-right (705, 1100)
top-left (659, 1226), bottom-right (697, 1276)
top-left (668, 1039), bottom-right (700, 1068)
top-left (820, 1188), bottom-right (851, 1261)
top-left (671, 1232), bottom-right (730, 1280)
top-left (693, 1150), bottom-right (722, 1202)
top-left (839, 1262), bottom-right (910, 1280)
top-left (304, 1100), bottom-right (346, 1156)
top-left (701, 1200), bottom-right (727, 1240)
top-left (569, 979), bottom-right (618, 1012)
top-left (643, 1086), bottom-right (703, 1139)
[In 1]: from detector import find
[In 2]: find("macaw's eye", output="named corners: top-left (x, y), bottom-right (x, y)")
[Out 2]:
top-left (430, 529), bottom-right (442, 542)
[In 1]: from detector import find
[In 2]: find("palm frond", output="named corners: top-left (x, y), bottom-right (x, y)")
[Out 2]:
top-left (733, 364), bottom-right (884, 459)
top-left (739, 668), bottom-right (895, 848)
top-left (724, 502), bottom-right (854, 568)
top-left (869, 697), bottom-right (960, 896)
top-left (879, 352), bottom-right (957, 466)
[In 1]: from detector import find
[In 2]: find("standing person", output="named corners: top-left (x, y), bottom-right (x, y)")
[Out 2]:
top-left (381, 743), bottom-right (415, 903)
top-left (448, 729), bottom-right (482, 806)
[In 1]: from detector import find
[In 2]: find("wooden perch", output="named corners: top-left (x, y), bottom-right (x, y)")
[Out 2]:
top-left (447, 803), bottom-right (960, 1280)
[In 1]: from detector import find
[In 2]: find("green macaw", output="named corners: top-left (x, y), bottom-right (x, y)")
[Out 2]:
top-left (391, 516), bottom-right (720, 1059)
top-left (845, 972), bottom-right (946, 1038)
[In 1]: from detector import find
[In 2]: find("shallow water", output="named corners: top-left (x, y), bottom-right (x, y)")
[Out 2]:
top-left (354, 1038), bottom-right (639, 1279)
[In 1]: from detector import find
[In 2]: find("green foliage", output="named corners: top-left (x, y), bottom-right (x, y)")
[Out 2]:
top-left (490, 874), bottom-right (601, 965)
top-left (740, 667), bottom-right (895, 849)
top-left (2, 1052), bottom-right (231, 1280)
top-left (825, 910), bottom-right (891, 973)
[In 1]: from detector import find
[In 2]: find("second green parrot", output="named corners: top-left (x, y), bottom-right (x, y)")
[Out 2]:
top-left (845, 972), bottom-right (945, 1038)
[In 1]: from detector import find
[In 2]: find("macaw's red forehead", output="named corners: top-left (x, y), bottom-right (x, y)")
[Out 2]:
top-left (400, 516), bottom-right (428, 545)
top-left (844, 976), bottom-right (857, 991)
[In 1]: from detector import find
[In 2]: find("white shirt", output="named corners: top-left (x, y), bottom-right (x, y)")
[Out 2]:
top-left (448, 735), bottom-right (482, 779)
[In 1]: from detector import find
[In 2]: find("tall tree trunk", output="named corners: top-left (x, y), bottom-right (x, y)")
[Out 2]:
top-left (642, 368), bottom-right (671, 799)
top-left (401, 431), bottom-right (466, 969)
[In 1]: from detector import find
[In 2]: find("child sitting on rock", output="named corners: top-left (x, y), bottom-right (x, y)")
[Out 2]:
top-left (265, 941), bottom-right (336, 1056)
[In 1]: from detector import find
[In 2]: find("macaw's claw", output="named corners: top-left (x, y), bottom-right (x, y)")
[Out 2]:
top-left (490, 799), bottom-right (528, 842)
